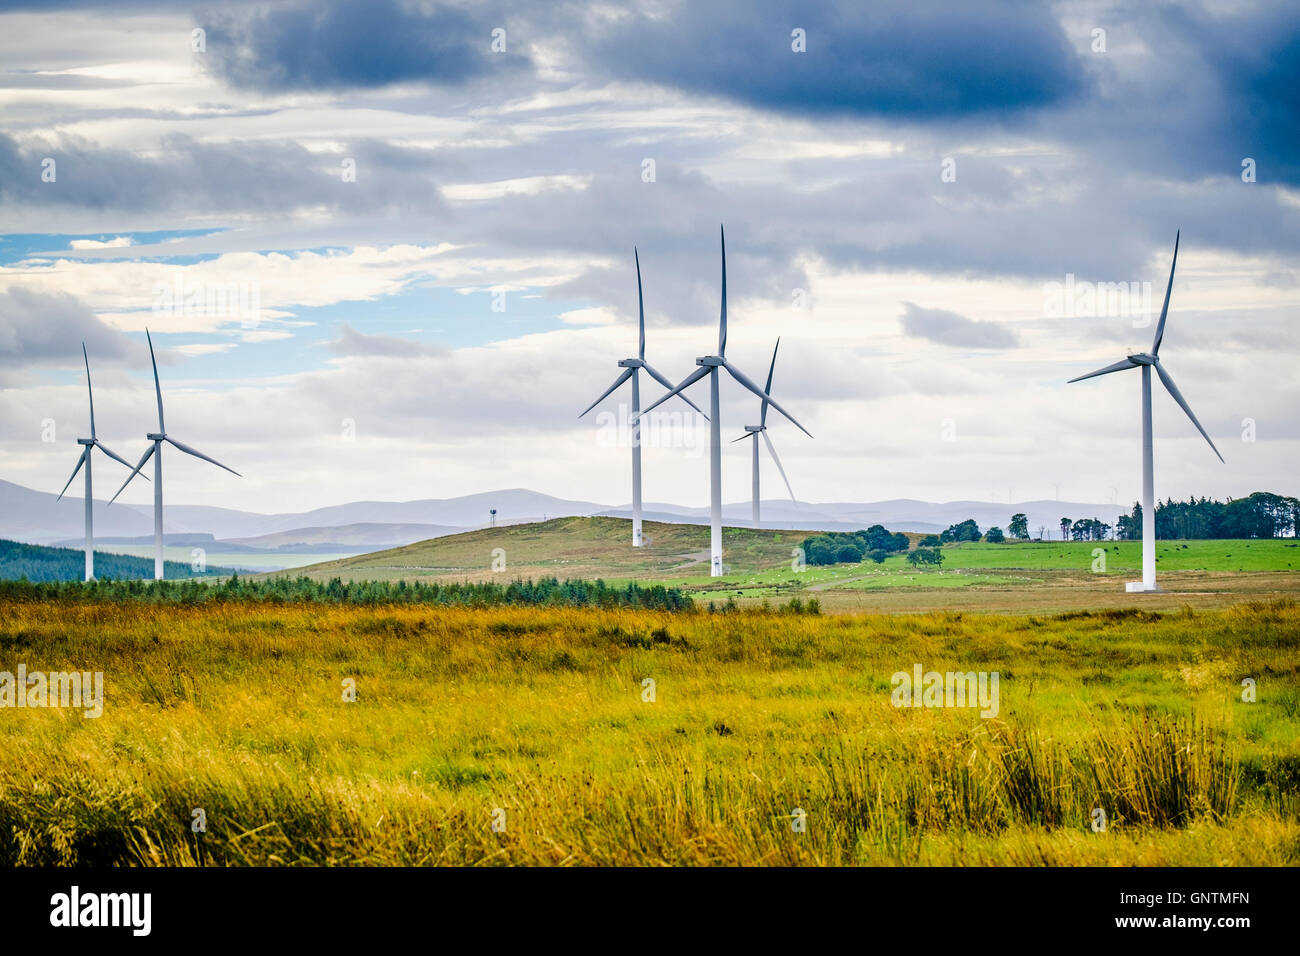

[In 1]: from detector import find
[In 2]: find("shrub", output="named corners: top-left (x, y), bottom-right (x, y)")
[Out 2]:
top-left (906, 547), bottom-right (944, 568)
top-left (835, 544), bottom-right (864, 564)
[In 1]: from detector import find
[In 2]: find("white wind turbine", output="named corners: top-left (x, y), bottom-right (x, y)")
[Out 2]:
top-left (638, 226), bottom-right (811, 576)
top-left (1068, 231), bottom-right (1223, 593)
top-left (56, 343), bottom-right (143, 582)
top-left (579, 248), bottom-right (706, 547)
top-left (732, 338), bottom-right (796, 528)
top-left (110, 330), bottom-right (241, 580)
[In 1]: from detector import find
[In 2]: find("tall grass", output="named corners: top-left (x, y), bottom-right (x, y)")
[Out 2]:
top-left (0, 598), bottom-right (1296, 866)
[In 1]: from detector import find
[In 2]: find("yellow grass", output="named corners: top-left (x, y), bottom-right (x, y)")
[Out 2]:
top-left (1, 598), bottom-right (1297, 865)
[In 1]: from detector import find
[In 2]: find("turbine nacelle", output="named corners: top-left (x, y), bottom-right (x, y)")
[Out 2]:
top-left (76, 437), bottom-right (94, 446)
top-left (1127, 353), bottom-right (1156, 366)
top-left (147, 432), bottom-right (165, 441)
top-left (617, 358), bottom-right (644, 368)
top-left (743, 424), bottom-right (764, 433)
top-left (695, 355), bottom-right (725, 367)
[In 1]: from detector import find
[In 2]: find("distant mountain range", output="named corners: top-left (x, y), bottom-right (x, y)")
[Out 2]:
top-left (1, 478), bottom-right (1123, 555)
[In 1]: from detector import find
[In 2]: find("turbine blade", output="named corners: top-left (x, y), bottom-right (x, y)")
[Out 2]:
top-left (1067, 358), bottom-right (1138, 383)
top-left (109, 443), bottom-right (155, 505)
top-left (165, 436), bottom-right (242, 476)
top-left (718, 225), bottom-right (727, 357)
top-left (146, 328), bottom-right (165, 432)
top-left (730, 432), bottom-right (752, 444)
top-left (635, 247), bottom-right (645, 360)
top-left (95, 439), bottom-right (146, 476)
top-left (641, 361), bottom-right (708, 419)
top-left (637, 365), bottom-right (710, 420)
top-left (83, 342), bottom-right (95, 440)
top-left (722, 359), bottom-right (812, 438)
top-left (579, 367), bottom-right (634, 418)
top-left (761, 337), bottom-right (780, 426)
top-left (57, 448), bottom-right (87, 501)
top-left (1155, 362), bottom-right (1224, 463)
top-left (761, 429), bottom-right (796, 502)
top-left (1152, 230), bottom-right (1179, 356)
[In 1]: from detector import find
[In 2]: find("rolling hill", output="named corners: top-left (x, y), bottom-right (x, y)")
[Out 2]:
top-left (268, 516), bottom-right (823, 584)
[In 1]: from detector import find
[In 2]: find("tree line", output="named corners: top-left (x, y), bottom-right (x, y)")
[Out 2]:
top-left (0, 539), bottom-right (237, 583)
top-left (1067, 492), bottom-right (1298, 542)
top-left (799, 526), bottom-right (910, 565)
top-left (0, 574), bottom-right (694, 611)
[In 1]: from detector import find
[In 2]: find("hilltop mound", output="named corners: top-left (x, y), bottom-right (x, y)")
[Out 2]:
top-left (269, 516), bottom-right (817, 584)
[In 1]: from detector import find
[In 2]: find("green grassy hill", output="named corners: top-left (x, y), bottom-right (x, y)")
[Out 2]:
top-left (278, 517), bottom-right (1300, 585)
top-left (0, 539), bottom-right (239, 582)
top-left (274, 519), bottom-right (1300, 614)
top-left (269, 516), bottom-right (823, 583)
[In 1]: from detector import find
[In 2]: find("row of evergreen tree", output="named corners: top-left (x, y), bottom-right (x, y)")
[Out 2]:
top-left (0, 539), bottom-right (235, 583)
top-left (1114, 492), bottom-right (1299, 540)
top-left (0, 574), bottom-right (694, 611)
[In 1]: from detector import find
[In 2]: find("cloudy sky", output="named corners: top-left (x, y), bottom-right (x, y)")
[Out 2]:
top-left (1, 0), bottom-right (1296, 516)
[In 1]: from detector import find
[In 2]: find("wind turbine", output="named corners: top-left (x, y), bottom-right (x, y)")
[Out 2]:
top-left (579, 248), bottom-right (706, 547)
top-left (638, 226), bottom-right (811, 576)
top-left (1068, 231), bottom-right (1222, 593)
top-left (56, 343), bottom-right (143, 582)
top-left (110, 330), bottom-right (241, 580)
top-left (732, 338), bottom-right (795, 528)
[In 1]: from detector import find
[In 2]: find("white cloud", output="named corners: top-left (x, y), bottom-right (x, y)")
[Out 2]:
top-left (69, 236), bottom-right (133, 249)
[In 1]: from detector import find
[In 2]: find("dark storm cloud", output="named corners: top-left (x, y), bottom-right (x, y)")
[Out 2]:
top-left (0, 133), bottom-right (447, 217)
top-left (582, 0), bottom-right (1088, 120)
top-left (1185, 2), bottom-right (1300, 185)
top-left (0, 0), bottom-right (185, 7)
top-left (1059, 0), bottom-right (1300, 187)
top-left (0, 289), bottom-right (131, 364)
top-left (1, 0), bottom-right (1297, 316)
top-left (204, 0), bottom-right (530, 91)
top-left (899, 302), bottom-right (1018, 349)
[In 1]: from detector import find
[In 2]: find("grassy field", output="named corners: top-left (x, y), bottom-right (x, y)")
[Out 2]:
top-left (1, 596), bottom-right (1297, 866)
top-left (275, 517), bottom-right (1300, 615)
top-left (938, 539), bottom-right (1300, 573)
top-left (277, 516), bottom-right (816, 582)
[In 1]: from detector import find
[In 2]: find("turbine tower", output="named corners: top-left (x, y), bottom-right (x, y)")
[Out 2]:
top-left (579, 248), bottom-right (706, 547)
top-left (638, 226), bottom-right (811, 576)
top-left (110, 329), bottom-right (241, 580)
top-left (56, 343), bottom-right (141, 582)
top-left (1068, 231), bottom-right (1222, 593)
top-left (732, 338), bottom-right (795, 528)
